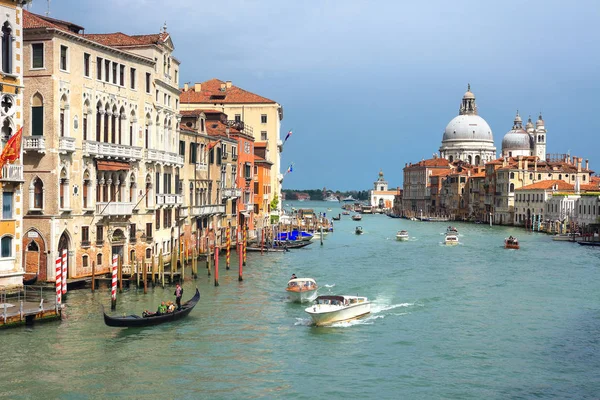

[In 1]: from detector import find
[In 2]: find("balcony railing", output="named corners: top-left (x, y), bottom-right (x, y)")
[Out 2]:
top-left (58, 136), bottom-right (76, 153)
top-left (231, 153), bottom-right (238, 161)
top-left (179, 207), bottom-right (189, 218)
top-left (191, 204), bottom-right (225, 216)
top-left (23, 136), bottom-right (45, 153)
top-left (221, 188), bottom-right (242, 199)
top-left (83, 140), bottom-right (143, 161)
top-left (145, 149), bottom-right (184, 166)
top-left (96, 202), bottom-right (134, 216)
top-left (222, 152), bottom-right (229, 160)
top-left (0, 164), bottom-right (23, 182)
top-left (156, 194), bottom-right (183, 206)
top-left (196, 162), bottom-right (208, 172)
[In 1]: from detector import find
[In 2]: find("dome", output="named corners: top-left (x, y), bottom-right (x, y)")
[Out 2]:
top-left (442, 114), bottom-right (494, 143)
top-left (463, 90), bottom-right (475, 99)
top-left (502, 129), bottom-right (531, 151)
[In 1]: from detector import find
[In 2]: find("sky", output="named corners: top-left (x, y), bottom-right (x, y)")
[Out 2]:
top-left (28, 0), bottom-right (600, 191)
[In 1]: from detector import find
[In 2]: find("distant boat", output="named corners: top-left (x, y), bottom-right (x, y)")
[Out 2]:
top-left (505, 236), bottom-right (520, 249)
top-left (355, 226), bottom-right (363, 235)
top-left (325, 194), bottom-right (339, 202)
top-left (396, 230), bottom-right (409, 241)
top-left (444, 233), bottom-right (459, 245)
top-left (552, 233), bottom-right (581, 242)
top-left (342, 196), bottom-right (356, 202)
top-left (351, 214), bottom-right (362, 221)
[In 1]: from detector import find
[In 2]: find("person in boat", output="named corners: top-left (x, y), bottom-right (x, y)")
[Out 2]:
top-left (174, 283), bottom-right (183, 310)
top-left (157, 301), bottom-right (167, 315)
top-left (290, 273), bottom-right (297, 280)
top-left (167, 302), bottom-right (176, 313)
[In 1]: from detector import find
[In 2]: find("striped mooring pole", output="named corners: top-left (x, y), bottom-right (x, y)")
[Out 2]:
top-left (243, 226), bottom-right (247, 266)
top-left (226, 226), bottom-right (231, 270)
top-left (55, 256), bottom-right (62, 306)
top-left (111, 254), bottom-right (118, 310)
top-left (61, 249), bottom-right (68, 299)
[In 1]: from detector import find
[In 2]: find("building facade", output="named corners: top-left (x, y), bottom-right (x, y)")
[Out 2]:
top-left (370, 170), bottom-right (397, 210)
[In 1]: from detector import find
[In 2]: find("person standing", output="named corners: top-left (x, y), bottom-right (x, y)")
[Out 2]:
top-left (174, 283), bottom-right (183, 310)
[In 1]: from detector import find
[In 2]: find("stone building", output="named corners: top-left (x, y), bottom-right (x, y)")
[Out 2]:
top-left (370, 170), bottom-right (398, 210)
top-left (501, 112), bottom-right (547, 161)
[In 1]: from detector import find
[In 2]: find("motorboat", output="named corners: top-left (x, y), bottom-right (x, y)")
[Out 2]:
top-left (342, 211), bottom-right (350, 215)
top-left (351, 214), bottom-right (362, 221)
top-left (342, 196), bottom-right (356, 202)
top-left (505, 236), bottom-right (520, 249)
top-left (396, 230), bottom-right (409, 241)
top-left (277, 230), bottom-right (314, 242)
top-left (444, 233), bottom-right (459, 245)
top-left (355, 226), bottom-right (363, 235)
top-left (305, 295), bottom-right (371, 326)
top-left (552, 232), bottom-right (582, 242)
top-left (325, 194), bottom-right (339, 202)
top-left (446, 226), bottom-right (458, 234)
top-left (286, 278), bottom-right (318, 303)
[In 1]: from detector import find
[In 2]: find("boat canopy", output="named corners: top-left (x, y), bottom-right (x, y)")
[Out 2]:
top-left (288, 278), bottom-right (316, 285)
top-left (315, 295), bottom-right (345, 302)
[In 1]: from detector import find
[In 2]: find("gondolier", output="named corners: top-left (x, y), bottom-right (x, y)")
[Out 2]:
top-left (174, 283), bottom-right (183, 310)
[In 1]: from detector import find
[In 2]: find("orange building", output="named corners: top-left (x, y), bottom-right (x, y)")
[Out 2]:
top-left (253, 153), bottom-right (273, 227)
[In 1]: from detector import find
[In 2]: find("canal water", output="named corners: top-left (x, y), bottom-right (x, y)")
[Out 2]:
top-left (2, 200), bottom-right (600, 399)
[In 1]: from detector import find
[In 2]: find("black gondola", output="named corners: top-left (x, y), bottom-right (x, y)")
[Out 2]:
top-left (103, 288), bottom-right (200, 328)
top-left (23, 274), bottom-right (38, 285)
top-left (245, 246), bottom-right (289, 253)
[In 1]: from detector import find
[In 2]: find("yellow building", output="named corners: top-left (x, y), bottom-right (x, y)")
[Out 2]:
top-left (0, 0), bottom-right (27, 290)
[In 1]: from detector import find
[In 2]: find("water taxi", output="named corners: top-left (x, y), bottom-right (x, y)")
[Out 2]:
top-left (446, 226), bottom-right (458, 234)
top-left (396, 230), bottom-right (409, 241)
top-left (444, 233), bottom-right (459, 245)
top-left (351, 214), bottom-right (362, 221)
top-left (305, 295), bottom-right (371, 326)
top-left (505, 236), bottom-right (520, 249)
top-left (286, 278), bottom-right (318, 303)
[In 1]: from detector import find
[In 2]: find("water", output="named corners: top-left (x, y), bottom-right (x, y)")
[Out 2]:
top-left (3, 200), bottom-right (600, 399)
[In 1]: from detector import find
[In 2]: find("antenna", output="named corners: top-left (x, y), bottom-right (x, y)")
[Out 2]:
top-left (45, 0), bottom-right (51, 17)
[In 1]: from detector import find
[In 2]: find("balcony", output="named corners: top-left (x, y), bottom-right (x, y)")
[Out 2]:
top-left (58, 136), bottom-right (76, 153)
top-left (0, 164), bottom-right (23, 182)
top-left (221, 188), bottom-right (242, 199)
top-left (179, 207), bottom-right (189, 218)
top-left (23, 136), bottom-right (46, 153)
top-left (83, 140), bottom-right (143, 161)
top-left (96, 202), bottom-right (134, 216)
top-left (156, 194), bottom-right (183, 206)
top-left (231, 153), bottom-right (238, 161)
top-left (145, 149), bottom-right (184, 166)
top-left (196, 162), bottom-right (208, 172)
top-left (191, 204), bottom-right (225, 217)
top-left (222, 152), bottom-right (229, 160)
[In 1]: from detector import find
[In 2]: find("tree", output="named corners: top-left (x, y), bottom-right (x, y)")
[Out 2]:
top-left (270, 194), bottom-right (279, 211)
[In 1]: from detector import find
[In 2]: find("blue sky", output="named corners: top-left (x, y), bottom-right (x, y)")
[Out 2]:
top-left (29, 0), bottom-right (600, 191)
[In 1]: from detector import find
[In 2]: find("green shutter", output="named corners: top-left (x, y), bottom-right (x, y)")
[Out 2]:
top-left (32, 106), bottom-right (43, 136)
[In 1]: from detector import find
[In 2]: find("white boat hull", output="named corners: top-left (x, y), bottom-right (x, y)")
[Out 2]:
top-left (396, 234), bottom-right (409, 241)
top-left (305, 302), bottom-right (371, 326)
top-left (287, 288), bottom-right (318, 303)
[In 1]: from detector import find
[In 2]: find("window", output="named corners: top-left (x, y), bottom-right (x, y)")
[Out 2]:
top-left (97, 253), bottom-right (102, 267)
top-left (146, 223), bottom-right (152, 239)
top-left (179, 140), bottom-right (185, 157)
top-left (1, 236), bottom-right (12, 257)
top-left (130, 67), bottom-right (136, 89)
top-left (81, 226), bottom-right (89, 243)
top-left (112, 62), bottom-right (117, 84)
top-left (32, 43), bottom-right (44, 69)
top-left (119, 65), bottom-right (125, 86)
top-left (261, 114), bottom-right (267, 124)
top-left (244, 163), bottom-right (251, 179)
top-left (104, 59), bottom-right (110, 81)
top-left (1, 22), bottom-right (12, 73)
top-left (83, 53), bottom-right (90, 77)
top-left (235, 114), bottom-right (241, 122)
top-left (155, 209), bottom-right (160, 229)
top-left (261, 131), bottom-right (267, 140)
top-left (156, 90), bottom-right (159, 102)
top-left (189, 143), bottom-right (197, 163)
top-left (31, 93), bottom-right (44, 136)
top-left (145, 72), bottom-right (151, 93)
top-left (96, 226), bottom-right (104, 244)
top-left (130, 223), bottom-right (136, 242)
top-left (60, 45), bottom-right (68, 71)
top-left (97, 57), bottom-right (102, 80)
top-left (2, 191), bottom-right (13, 219)
top-left (82, 255), bottom-right (89, 268)
top-left (33, 178), bottom-right (43, 209)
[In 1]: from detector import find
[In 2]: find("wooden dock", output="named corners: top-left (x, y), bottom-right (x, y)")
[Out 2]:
top-left (0, 286), bottom-right (61, 328)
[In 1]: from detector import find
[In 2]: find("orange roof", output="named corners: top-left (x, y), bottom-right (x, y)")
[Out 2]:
top-left (180, 109), bottom-right (222, 117)
top-left (82, 32), bottom-right (169, 47)
top-left (471, 172), bottom-right (486, 178)
top-left (205, 120), bottom-right (240, 138)
top-left (179, 123), bottom-right (197, 133)
top-left (430, 169), bottom-right (450, 177)
top-left (517, 180), bottom-right (574, 191)
top-left (180, 79), bottom-right (276, 104)
top-left (405, 158), bottom-right (451, 169)
top-left (254, 141), bottom-right (267, 148)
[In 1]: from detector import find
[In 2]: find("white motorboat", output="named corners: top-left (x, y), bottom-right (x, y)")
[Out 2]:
top-left (445, 233), bottom-right (459, 245)
top-left (396, 230), bottom-right (409, 241)
top-left (286, 278), bottom-right (318, 303)
top-left (305, 295), bottom-right (371, 326)
top-left (351, 214), bottom-right (362, 221)
top-left (552, 233), bottom-right (582, 242)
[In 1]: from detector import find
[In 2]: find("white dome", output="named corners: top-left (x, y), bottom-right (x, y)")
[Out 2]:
top-left (502, 129), bottom-right (531, 151)
top-left (442, 114), bottom-right (494, 143)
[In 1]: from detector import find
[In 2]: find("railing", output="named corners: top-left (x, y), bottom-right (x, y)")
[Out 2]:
top-left (83, 140), bottom-right (143, 161)
top-left (191, 204), bottom-right (225, 216)
top-left (58, 137), bottom-right (76, 153)
top-left (196, 162), bottom-right (208, 172)
top-left (23, 136), bottom-right (45, 153)
top-left (221, 188), bottom-right (242, 198)
top-left (0, 164), bottom-right (23, 182)
top-left (145, 149), bottom-right (184, 166)
top-left (179, 207), bottom-right (189, 218)
top-left (231, 153), bottom-right (238, 161)
top-left (222, 152), bottom-right (229, 160)
top-left (156, 194), bottom-right (183, 206)
top-left (96, 202), bottom-right (134, 216)
top-left (226, 120), bottom-right (245, 131)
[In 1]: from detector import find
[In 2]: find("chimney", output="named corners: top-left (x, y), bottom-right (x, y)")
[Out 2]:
top-left (184, 83), bottom-right (189, 91)
top-left (586, 159), bottom-right (589, 170)
top-left (226, 80), bottom-right (232, 89)
top-left (194, 83), bottom-right (201, 92)
top-left (226, 126), bottom-right (230, 138)
top-left (577, 157), bottom-right (582, 173)
top-left (220, 83), bottom-right (226, 91)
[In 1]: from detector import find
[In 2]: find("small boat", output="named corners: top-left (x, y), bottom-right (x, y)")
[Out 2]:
top-left (578, 241), bottom-right (600, 247)
top-left (444, 233), bottom-right (459, 245)
top-left (273, 240), bottom-right (313, 249)
top-left (552, 233), bottom-right (582, 242)
top-left (396, 230), bottom-right (409, 241)
top-left (103, 288), bottom-right (200, 328)
top-left (342, 211), bottom-right (350, 215)
top-left (246, 246), bottom-right (289, 253)
top-left (355, 226), bottom-right (363, 235)
top-left (505, 236), bottom-right (520, 249)
top-left (286, 278), bottom-right (318, 303)
top-left (351, 214), bottom-right (362, 221)
top-left (410, 217), bottom-right (417, 221)
top-left (332, 215), bottom-right (341, 221)
top-left (23, 274), bottom-right (38, 285)
top-left (446, 226), bottom-right (458, 234)
top-left (305, 295), bottom-right (371, 326)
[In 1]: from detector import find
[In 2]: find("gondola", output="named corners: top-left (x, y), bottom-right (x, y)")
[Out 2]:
top-left (103, 288), bottom-right (200, 328)
top-left (245, 246), bottom-right (289, 253)
top-left (23, 274), bottom-right (38, 285)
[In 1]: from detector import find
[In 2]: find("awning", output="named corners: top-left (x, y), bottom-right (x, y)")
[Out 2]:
top-left (97, 160), bottom-right (131, 171)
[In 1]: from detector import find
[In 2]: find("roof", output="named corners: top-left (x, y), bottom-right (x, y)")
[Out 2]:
top-left (180, 109), bottom-right (222, 117)
top-left (517, 180), bottom-right (574, 191)
top-left (254, 141), bottom-right (268, 148)
top-left (179, 123), bottom-right (197, 133)
top-left (23, 11), bottom-right (84, 33)
top-left (180, 79), bottom-right (276, 104)
top-left (82, 32), bottom-right (169, 47)
top-left (405, 158), bottom-right (451, 169)
top-left (205, 120), bottom-right (240, 139)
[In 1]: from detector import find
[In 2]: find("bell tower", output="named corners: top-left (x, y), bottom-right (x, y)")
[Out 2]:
top-left (374, 170), bottom-right (388, 191)
top-left (534, 114), bottom-right (546, 161)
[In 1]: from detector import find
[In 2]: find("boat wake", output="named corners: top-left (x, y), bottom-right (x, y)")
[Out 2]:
top-left (323, 283), bottom-right (336, 288)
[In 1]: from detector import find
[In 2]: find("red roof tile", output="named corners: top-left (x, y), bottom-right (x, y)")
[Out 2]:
top-left (205, 120), bottom-right (240, 138)
top-left (180, 79), bottom-right (276, 104)
top-left (82, 32), bottom-right (169, 47)
top-left (517, 180), bottom-right (574, 191)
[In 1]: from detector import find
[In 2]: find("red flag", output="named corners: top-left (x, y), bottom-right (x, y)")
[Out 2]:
top-left (0, 127), bottom-right (22, 178)
top-left (205, 140), bottom-right (220, 152)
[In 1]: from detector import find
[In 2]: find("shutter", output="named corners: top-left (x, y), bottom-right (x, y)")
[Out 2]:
top-left (32, 106), bottom-right (43, 136)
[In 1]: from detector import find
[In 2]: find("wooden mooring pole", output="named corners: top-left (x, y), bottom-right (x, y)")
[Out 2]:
top-left (91, 261), bottom-right (95, 293)
top-left (142, 257), bottom-right (147, 294)
top-left (214, 246), bottom-right (219, 287)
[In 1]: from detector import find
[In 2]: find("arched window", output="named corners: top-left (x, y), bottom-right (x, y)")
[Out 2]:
top-left (1, 118), bottom-right (12, 150)
top-left (1, 235), bottom-right (12, 257)
top-left (510, 172), bottom-right (515, 179)
top-left (129, 174), bottom-right (136, 203)
top-left (111, 105), bottom-right (117, 143)
top-left (468, 155), bottom-right (472, 164)
top-left (32, 93), bottom-right (44, 136)
top-left (529, 173), bottom-right (533, 180)
top-left (475, 155), bottom-right (480, 165)
top-left (96, 102), bottom-right (102, 141)
top-left (33, 178), bottom-right (44, 209)
top-left (449, 155), bottom-right (454, 162)
top-left (59, 168), bottom-right (69, 209)
top-left (537, 174), bottom-right (541, 180)
top-left (97, 253), bottom-right (103, 266)
top-left (1, 22), bottom-right (12, 74)
top-left (27, 240), bottom-right (39, 251)
top-left (145, 248), bottom-right (151, 259)
top-left (59, 95), bottom-right (67, 137)
top-left (82, 100), bottom-right (90, 141)
top-left (82, 254), bottom-right (89, 268)
top-left (83, 170), bottom-right (91, 209)
top-left (509, 183), bottom-right (515, 193)
top-left (558, 174), bottom-right (562, 180)
top-left (104, 103), bottom-right (110, 142)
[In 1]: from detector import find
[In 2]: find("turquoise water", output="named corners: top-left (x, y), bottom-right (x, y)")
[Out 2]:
top-left (2, 200), bottom-right (600, 399)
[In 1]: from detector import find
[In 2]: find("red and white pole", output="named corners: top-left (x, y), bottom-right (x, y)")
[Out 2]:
top-left (238, 230), bottom-right (243, 281)
top-left (111, 254), bottom-right (118, 310)
top-left (61, 249), bottom-right (68, 297)
top-left (55, 256), bottom-right (62, 305)
top-left (214, 246), bottom-right (219, 287)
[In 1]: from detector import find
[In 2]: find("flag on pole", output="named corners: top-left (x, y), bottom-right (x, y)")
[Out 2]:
top-left (286, 164), bottom-right (293, 174)
top-left (0, 126), bottom-right (22, 178)
top-left (205, 140), bottom-right (220, 152)
top-left (284, 130), bottom-right (292, 142)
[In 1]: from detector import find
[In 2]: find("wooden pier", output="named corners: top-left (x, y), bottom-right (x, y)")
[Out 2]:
top-left (0, 286), bottom-right (61, 328)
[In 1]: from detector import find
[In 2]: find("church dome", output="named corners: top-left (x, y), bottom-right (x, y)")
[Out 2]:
top-left (502, 112), bottom-right (531, 152)
top-left (442, 114), bottom-right (494, 143)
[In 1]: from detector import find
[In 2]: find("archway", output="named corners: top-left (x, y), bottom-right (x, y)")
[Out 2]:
top-left (23, 229), bottom-right (48, 281)
top-left (58, 231), bottom-right (71, 279)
